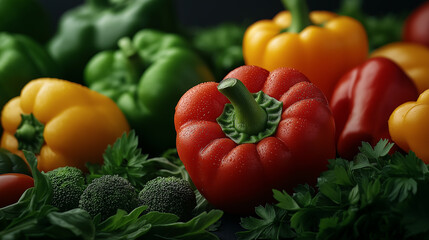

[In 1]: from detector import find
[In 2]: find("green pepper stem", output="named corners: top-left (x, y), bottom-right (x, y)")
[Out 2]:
top-left (118, 37), bottom-right (137, 58)
top-left (217, 78), bottom-right (267, 135)
top-left (15, 123), bottom-right (36, 142)
top-left (282, 0), bottom-right (312, 33)
top-left (15, 114), bottom-right (45, 154)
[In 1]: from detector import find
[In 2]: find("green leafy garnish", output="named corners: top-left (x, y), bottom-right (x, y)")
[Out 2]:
top-left (237, 204), bottom-right (293, 240)
top-left (237, 140), bottom-right (429, 239)
top-left (0, 139), bottom-right (222, 239)
top-left (86, 130), bottom-right (190, 189)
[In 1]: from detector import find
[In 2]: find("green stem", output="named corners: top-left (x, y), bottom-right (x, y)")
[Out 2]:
top-left (282, 0), bottom-right (312, 33)
top-left (15, 123), bottom-right (36, 142)
top-left (15, 114), bottom-right (45, 154)
top-left (217, 78), bottom-right (267, 135)
top-left (118, 37), bottom-right (137, 58)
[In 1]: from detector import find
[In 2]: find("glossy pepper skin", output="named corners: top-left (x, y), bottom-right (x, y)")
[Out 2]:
top-left (0, 33), bottom-right (60, 113)
top-left (0, 78), bottom-right (130, 172)
top-left (48, 0), bottom-right (178, 83)
top-left (0, 0), bottom-right (51, 44)
top-left (370, 42), bottom-right (429, 94)
top-left (403, 1), bottom-right (429, 48)
top-left (85, 29), bottom-right (215, 154)
top-left (243, 0), bottom-right (368, 100)
top-left (389, 89), bottom-right (429, 164)
top-left (330, 57), bottom-right (419, 159)
top-left (174, 65), bottom-right (336, 213)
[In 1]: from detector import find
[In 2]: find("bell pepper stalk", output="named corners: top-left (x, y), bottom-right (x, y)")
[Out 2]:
top-left (0, 78), bottom-right (130, 172)
top-left (216, 78), bottom-right (282, 143)
top-left (174, 65), bottom-right (336, 213)
top-left (403, 1), bottom-right (429, 48)
top-left (47, 0), bottom-right (179, 83)
top-left (84, 29), bottom-right (215, 155)
top-left (370, 42), bottom-right (429, 94)
top-left (389, 89), bottom-right (429, 164)
top-left (330, 57), bottom-right (419, 159)
top-left (243, 0), bottom-right (368, 101)
top-left (282, 0), bottom-right (312, 33)
top-left (14, 113), bottom-right (45, 154)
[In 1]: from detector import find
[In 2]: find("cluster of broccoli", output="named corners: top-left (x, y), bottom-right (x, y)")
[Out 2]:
top-left (45, 167), bottom-right (196, 221)
top-left (139, 176), bottom-right (196, 220)
top-left (45, 166), bottom-right (86, 212)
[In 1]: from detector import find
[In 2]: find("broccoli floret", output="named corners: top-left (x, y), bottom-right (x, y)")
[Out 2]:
top-left (138, 176), bottom-right (196, 220)
top-left (79, 175), bottom-right (138, 220)
top-left (45, 166), bottom-right (86, 211)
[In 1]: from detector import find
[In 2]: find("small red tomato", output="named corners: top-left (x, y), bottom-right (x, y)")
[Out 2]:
top-left (403, 1), bottom-right (429, 47)
top-left (0, 173), bottom-right (34, 208)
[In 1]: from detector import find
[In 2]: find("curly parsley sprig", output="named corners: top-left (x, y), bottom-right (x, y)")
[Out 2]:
top-left (238, 140), bottom-right (429, 240)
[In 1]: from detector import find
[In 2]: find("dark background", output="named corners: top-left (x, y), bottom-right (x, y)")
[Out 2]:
top-left (32, 0), bottom-right (427, 239)
top-left (37, 0), bottom-right (426, 28)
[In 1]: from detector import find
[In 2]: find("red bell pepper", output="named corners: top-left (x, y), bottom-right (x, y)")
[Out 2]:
top-left (174, 65), bottom-right (336, 213)
top-left (403, 1), bottom-right (429, 48)
top-left (330, 57), bottom-right (419, 159)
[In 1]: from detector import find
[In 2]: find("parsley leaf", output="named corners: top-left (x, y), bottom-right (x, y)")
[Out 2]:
top-left (237, 204), bottom-right (294, 240)
top-left (86, 130), bottom-right (189, 189)
top-left (239, 140), bottom-right (429, 239)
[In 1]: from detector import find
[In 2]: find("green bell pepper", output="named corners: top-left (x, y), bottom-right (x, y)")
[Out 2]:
top-left (190, 22), bottom-right (247, 80)
top-left (0, 0), bottom-right (52, 44)
top-left (48, 0), bottom-right (179, 84)
top-left (84, 29), bottom-right (215, 154)
top-left (0, 32), bottom-right (60, 112)
top-left (0, 149), bottom-right (31, 176)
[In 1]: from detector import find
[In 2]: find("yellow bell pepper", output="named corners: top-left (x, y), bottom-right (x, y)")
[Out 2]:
top-left (389, 89), bottom-right (429, 163)
top-left (0, 78), bottom-right (130, 172)
top-left (243, 0), bottom-right (368, 101)
top-left (370, 42), bottom-right (429, 94)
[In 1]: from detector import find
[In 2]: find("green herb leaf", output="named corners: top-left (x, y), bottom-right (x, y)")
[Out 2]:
top-left (358, 139), bottom-right (394, 160)
top-left (95, 206), bottom-right (152, 240)
top-left (323, 158), bottom-right (354, 186)
top-left (193, 189), bottom-right (214, 216)
top-left (292, 185), bottom-right (313, 208)
top-left (46, 209), bottom-right (95, 240)
top-left (0, 152), bottom-right (96, 240)
top-left (24, 150), bottom-right (53, 208)
top-left (0, 151), bottom-right (55, 229)
top-left (240, 139), bottom-right (429, 239)
top-left (146, 210), bottom-right (224, 240)
top-left (237, 204), bottom-right (294, 240)
top-left (87, 131), bottom-right (190, 190)
top-left (386, 178), bottom-right (418, 202)
top-left (348, 185), bottom-right (360, 205)
top-left (273, 190), bottom-right (300, 211)
top-left (385, 151), bottom-right (429, 179)
top-left (86, 131), bottom-right (149, 188)
top-left (319, 182), bottom-right (342, 204)
top-left (96, 205), bottom-right (148, 232)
